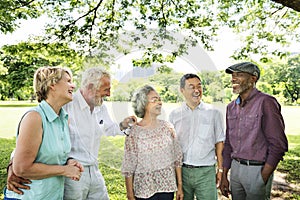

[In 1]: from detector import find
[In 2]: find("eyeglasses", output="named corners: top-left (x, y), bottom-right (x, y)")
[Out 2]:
top-left (148, 97), bottom-right (162, 103)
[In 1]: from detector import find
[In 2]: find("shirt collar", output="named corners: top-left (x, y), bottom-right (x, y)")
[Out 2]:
top-left (75, 89), bottom-right (103, 113)
top-left (183, 101), bottom-right (203, 111)
top-left (40, 100), bottom-right (68, 122)
top-left (235, 88), bottom-right (259, 106)
top-left (76, 90), bottom-right (90, 111)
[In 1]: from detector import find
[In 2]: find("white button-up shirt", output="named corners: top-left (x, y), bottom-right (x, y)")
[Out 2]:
top-left (169, 101), bottom-right (225, 166)
top-left (64, 90), bottom-right (122, 166)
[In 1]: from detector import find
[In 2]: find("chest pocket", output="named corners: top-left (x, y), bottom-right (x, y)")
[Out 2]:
top-left (195, 115), bottom-right (212, 142)
top-left (227, 116), bottom-right (237, 130)
top-left (97, 122), bottom-right (105, 136)
top-left (244, 114), bottom-right (259, 130)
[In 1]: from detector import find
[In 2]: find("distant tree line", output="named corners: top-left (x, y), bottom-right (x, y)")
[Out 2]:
top-left (110, 58), bottom-right (300, 105)
top-left (1, 42), bottom-right (298, 105)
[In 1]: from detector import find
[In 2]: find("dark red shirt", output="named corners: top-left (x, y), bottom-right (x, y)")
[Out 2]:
top-left (223, 88), bottom-right (288, 169)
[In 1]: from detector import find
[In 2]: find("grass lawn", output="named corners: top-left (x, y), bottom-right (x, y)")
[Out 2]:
top-left (0, 101), bottom-right (299, 199)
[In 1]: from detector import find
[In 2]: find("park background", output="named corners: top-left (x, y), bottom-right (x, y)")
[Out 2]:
top-left (1, 0), bottom-right (300, 199)
top-left (0, 100), bottom-right (299, 199)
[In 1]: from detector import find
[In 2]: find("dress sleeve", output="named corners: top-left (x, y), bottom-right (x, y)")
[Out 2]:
top-left (173, 137), bottom-right (183, 168)
top-left (168, 122), bottom-right (183, 168)
top-left (121, 129), bottom-right (138, 177)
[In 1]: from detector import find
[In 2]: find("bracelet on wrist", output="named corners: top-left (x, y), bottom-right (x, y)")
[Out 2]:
top-left (65, 157), bottom-right (74, 165)
top-left (123, 130), bottom-right (129, 136)
top-left (6, 160), bottom-right (13, 173)
top-left (217, 168), bottom-right (223, 173)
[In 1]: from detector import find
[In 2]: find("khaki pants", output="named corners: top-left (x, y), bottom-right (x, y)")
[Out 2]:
top-left (64, 165), bottom-right (109, 200)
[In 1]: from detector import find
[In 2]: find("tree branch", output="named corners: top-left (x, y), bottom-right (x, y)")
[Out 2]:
top-left (72, 0), bottom-right (104, 27)
top-left (87, 0), bottom-right (104, 54)
top-left (55, 0), bottom-right (104, 44)
top-left (271, 0), bottom-right (300, 12)
top-left (160, 0), bottom-right (167, 31)
top-left (284, 83), bottom-right (295, 102)
top-left (12, 0), bottom-right (35, 11)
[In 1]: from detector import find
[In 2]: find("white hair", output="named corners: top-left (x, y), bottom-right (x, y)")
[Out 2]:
top-left (80, 67), bottom-right (110, 90)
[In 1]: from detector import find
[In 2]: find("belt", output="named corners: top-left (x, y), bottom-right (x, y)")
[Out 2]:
top-left (182, 163), bottom-right (202, 168)
top-left (234, 158), bottom-right (265, 166)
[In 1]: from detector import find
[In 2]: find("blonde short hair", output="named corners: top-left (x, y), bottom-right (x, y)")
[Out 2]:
top-left (33, 66), bottom-right (72, 102)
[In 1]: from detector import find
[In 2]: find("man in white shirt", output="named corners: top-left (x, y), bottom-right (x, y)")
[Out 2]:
top-left (6, 67), bottom-right (134, 200)
top-left (169, 73), bottom-right (225, 200)
top-left (63, 67), bottom-right (135, 200)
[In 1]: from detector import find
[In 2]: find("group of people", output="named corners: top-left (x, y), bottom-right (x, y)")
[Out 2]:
top-left (4, 61), bottom-right (288, 200)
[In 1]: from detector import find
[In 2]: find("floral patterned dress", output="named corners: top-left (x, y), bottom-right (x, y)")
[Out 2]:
top-left (121, 120), bottom-right (183, 198)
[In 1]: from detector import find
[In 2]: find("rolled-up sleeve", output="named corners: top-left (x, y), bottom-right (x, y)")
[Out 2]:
top-left (214, 110), bottom-right (225, 143)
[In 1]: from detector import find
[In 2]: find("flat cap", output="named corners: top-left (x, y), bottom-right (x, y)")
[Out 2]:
top-left (225, 62), bottom-right (260, 80)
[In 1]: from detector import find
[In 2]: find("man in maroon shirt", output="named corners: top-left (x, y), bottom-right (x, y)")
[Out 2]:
top-left (220, 62), bottom-right (288, 200)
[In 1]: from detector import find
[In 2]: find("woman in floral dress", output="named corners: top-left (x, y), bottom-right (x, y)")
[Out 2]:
top-left (122, 85), bottom-right (183, 200)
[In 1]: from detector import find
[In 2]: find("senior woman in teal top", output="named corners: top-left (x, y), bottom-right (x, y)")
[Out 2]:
top-left (5, 67), bottom-right (83, 200)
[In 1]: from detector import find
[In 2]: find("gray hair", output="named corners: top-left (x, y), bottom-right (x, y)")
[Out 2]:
top-left (80, 67), bottom-right (110, 90)
top-left (132, 85), bottom-right (155, 118)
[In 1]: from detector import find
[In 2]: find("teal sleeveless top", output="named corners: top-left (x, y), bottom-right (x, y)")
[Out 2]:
top-left (6, 100), bottom-right (71, 200)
